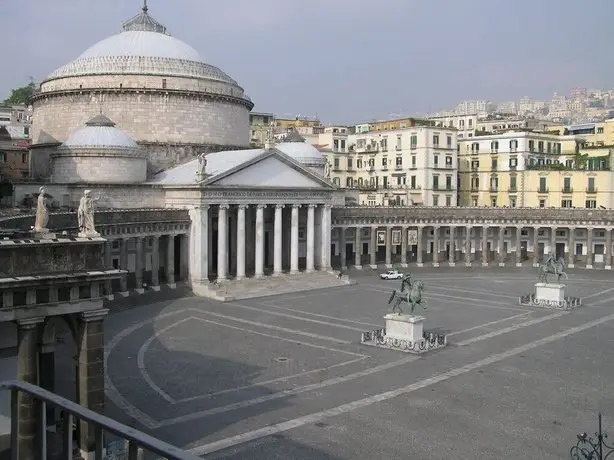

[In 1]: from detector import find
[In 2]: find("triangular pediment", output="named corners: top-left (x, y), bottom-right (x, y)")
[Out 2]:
top-left (204, 149), bottom-right (334, 189)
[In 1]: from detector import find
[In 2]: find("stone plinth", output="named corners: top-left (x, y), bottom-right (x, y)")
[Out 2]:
top-left (31, 231), bottom-right (57, 240)
top-left (519, 282), bottom-right (582, 310)
top-left (535, 283), bottom-right (565, 302)
top-left (360, 314), bottom-right (447, 354)
top-left (383, 314), bottom-right (424, 343)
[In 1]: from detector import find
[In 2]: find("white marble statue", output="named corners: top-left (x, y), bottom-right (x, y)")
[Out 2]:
top-left (34, 187), bottom-right (49, 232)
top-left (197, 153), bottom-right (207, 179)
top-left (324, 161), bottom-right (332, 178)
top-left (78, 189), bottom-right (101, 237)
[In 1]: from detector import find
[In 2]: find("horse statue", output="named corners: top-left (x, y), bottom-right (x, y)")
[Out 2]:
top-left (538, 254), bottom-right (568, 284)
top-left (388, 279), bottom-right (427, 315)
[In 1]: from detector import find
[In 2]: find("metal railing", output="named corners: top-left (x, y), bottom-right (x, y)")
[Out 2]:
top-left (2, 380), bottom-right (200, 460)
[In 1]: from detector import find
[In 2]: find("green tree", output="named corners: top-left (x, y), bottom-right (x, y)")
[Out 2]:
top-left (3, 82), bottom-right (36, 105)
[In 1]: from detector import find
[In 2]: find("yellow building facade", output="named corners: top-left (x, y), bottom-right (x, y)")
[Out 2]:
top-left (458, 130), bottom-right (614, 209)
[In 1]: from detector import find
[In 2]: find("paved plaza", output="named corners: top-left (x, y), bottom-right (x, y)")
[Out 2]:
top-left (103, 267), bottom-right (614, 459)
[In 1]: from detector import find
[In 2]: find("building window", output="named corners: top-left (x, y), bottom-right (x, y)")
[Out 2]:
top-left (491, 158), bottom-right (498, 170)
top-left (445, 196), bottom-right (452, 206)
top-left (539, 199), bottom-right (546, 208)
top-left (471, 142), bottom-right (479, 153)
top-left (433, 195), bottom-right (439, 206)
top-left (538, 141), bottom-right (544, 153)
top-left (445, 176), bottom-right (452, 190)
top-left (576, 243), bottom-right (583, 256)
top-left (509, 140), bottom-right (518, 152)
top-left (471, 176), bottom-right (479, 191)
top-left (357, 159), bottom-right (362, 168)
top-left (432, 175), bottom-right (439, 190)
top-left (539, 177), bottom-right (547, 193)
top-left (410, 175), bottom-right (416, 188)
top-left (598, 127), bottom-right (604, 134)
top-left (587, 177), bottom-right (596, 193)
top-left (410, 135), bottom-right (417, 149)
top-left (490, 175), bottom-right (498, 192)
top-left (561, 199), bottom-right (573, 208)
top-left (22, 153), bottom-right (27, 163)
top-left (509, 196), bottom-right (516, 207)
top-left (472, 197), bottom-right (478, 206)
top-left (509, 176), bottom-right (517, 192)
top-left (563, 177), bottom-right (572, 193)
top-left (24, 126), bottom-right (30, 136)
top-left (529, 140), bottom-right (535, 152)
top-left (585, 200), bottom-right (597, 208)
top-left (434, 155), bottom-right (439, 167)
top-left (411, 156), bottom-right (416, 168)
top-left (446, 135), bottom-right (452, 148)
top-left (433, 135), bottom-right (439, 147)
top-left (0, 152), bottom-right (5, 162)
top-left (490, 141), bottom-right (499, 153)
top-left (347, 158), bottom-right (353, 168)
top-left (491, 197), bottom-right (497, 207)
top-left (162, 78), bottom-right (167, 89)
top-left (445, 156), bottom-right (453, 167)
top-left (382, 157), bottom-right (387, 168)
top-left (509, 157), bottom-right (517, 168)
top-left (471, 160), bottom-right (479, 170)
top-left (396, 136), bottom-right (402, 150)
top-left (334, 158), bottom-right (339, 169)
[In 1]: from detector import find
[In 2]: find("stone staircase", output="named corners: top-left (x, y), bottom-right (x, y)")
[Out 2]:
top-left (205, 271), bottom-right (355, 301)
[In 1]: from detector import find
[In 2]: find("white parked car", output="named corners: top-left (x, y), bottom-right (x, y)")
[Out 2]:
top-left (380, 270), bottom-right (404, 280)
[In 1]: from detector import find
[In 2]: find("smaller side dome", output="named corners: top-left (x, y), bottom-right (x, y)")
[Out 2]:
top-left (50, 114), bottom-right (147, 184)
top-left (276, 129), bottom-right (326, 176)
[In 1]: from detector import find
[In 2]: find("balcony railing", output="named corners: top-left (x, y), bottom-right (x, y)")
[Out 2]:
top-left (538, 188), bottom-right (549, 194)
top-left (562, 187), bottom-right (573, 194)
top-left (587, 187), bottom-right (598, 193)
top-left (2, 380), bottom-right (200, 460)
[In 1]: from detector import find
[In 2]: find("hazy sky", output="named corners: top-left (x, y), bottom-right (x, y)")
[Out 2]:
top-left (2, 0), bottom-right (612, 123)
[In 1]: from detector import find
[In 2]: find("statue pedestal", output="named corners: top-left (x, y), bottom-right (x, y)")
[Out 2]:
top-left (383, 314), bottom-right (424, 343)
top-left (519, 282), bottom-right (582, 309)
top-left (360, 314), bottom-right (447, 354)
top-left (534, 283), bottom-right (565, 303)
top-left (31, 230), bottom-right (56, 240)
top-left (78, 231), bottom-right (100, 238)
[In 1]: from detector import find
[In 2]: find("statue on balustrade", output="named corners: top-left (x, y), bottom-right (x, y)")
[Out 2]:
top-left (538, 250), bottom-right (568, 284)
top-left (197, 153), bottom-right (207, 180)
top-left (34, 186), bottom-right (49, 233)
top-left (78, 189), bottom-right (101, 237)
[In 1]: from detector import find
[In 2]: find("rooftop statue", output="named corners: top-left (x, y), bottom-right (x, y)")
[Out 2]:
top-left (33, 187), bottom-right (50, 233)
top-left (78, 190), bottom-right (101, 237)
top-left (197, 153), bottom-right (207, 180)
top-left (538, 251), bottom-right (568, 284)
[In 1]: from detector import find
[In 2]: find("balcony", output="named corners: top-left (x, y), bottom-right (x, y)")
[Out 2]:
top-left (586, 187), bottom-right (597, 194)
top-left (562, 187), bottom-right (573, 194)
top-left (489, 187), bottom-right (498, 193)
top-left (538, 188), bottom-right (549, 194)
top-left (509, 187), bottom-right (517, 193)
top-left (395, 164), bottom-right (403, 170)
top-left (395, 146), bottom-right (402, 151)
top-left (2, 380), bottom-right (199, 460)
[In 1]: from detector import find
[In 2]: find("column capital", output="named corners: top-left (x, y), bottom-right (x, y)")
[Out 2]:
top-left (275, 204), bottom-right (285, 209)
top-left (307, 204), bottom-right (317, 209)
top-left (291, 204), bottom-right (301, 209)
top-left (219, 203), bottom-right (230, 210)
top-left (323, 204), bottom-right (333, 210)
top-left (81, 308), bottom-right (109, 323)
top-left (237, 204), bottom-right (248, 210)
top-left (256, 204), bottom-right (267, 210)
top-left (16, 317), bottom-right (45, 329)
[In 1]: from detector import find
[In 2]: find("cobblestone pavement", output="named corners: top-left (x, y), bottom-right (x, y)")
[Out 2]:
top-left (104, 267), bottom-right (614, 459)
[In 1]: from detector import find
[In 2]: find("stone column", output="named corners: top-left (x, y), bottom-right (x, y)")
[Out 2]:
top-left (236, 205), bottom-right (247, 280)
top-left (417, 226), bottom-right (424, 267)
top-left (370, 227), bottom-right (377, 268)
top-left (339, 227), bottom-right (347, 270)
top-left (481, 226), bottom-right (489, 266)
top-left (515, 226), bottom-right (522, 267)
top-left (189, 205), bottom-right (209, 288)
top-left (166, 235), bottom-right (176, 287)
top-left (104, 240), bottom-right (113, 298)
top-left (273, 204), bottom-right (283, 275)
top-left (217, 204), bottom-right (229, 280)
top-left (151, 235), bottom-right (160, 290)
top-left (77, 309), bottom-right (108, 458)
top-left (568, 227), bottom-right (576, 268)
top-left (400, 227), bottom-right (408, 268)
top-left (354, 226), bottom-right (363, 269)
top-left (550, 227), bottom-right (557, 258)
top-left (306, 204), bottom-right (315, 272)
top-left (448, 226), bottom-right (455, 266)
top-left (498, 227), bottom-right (505, 266)
top-left (255, 204), bottom-right (266, 277)
top-left (16, 317), bottom-right (43, 460)
top-left (533, 227), bottom-right (540, 267)
top-left (119, 238), bottom-right (128, 293)
top-left (586, 227), bottom-right (593, 269)
top-left (606, 229), bottom-right (612, 269)
top-left (432, 226), bottom-right (440, 266)
top-left (464, 226), bottom-right (472, 266)
top-left (290, 204), bottom-right (300, 274)
top-left (385, 227), bottom-right (392, 268)
top-left (134, 237), bottom-right (144, 293)
top-left (320, 205), bottom-right (331, 271)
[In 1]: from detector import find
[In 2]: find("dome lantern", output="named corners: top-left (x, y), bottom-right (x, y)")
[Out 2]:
top-left (120, 0), bottom-right (169, 35)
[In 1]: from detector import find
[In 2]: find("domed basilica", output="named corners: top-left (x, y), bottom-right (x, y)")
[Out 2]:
top-left (15, 1), bottom-right (341, 297)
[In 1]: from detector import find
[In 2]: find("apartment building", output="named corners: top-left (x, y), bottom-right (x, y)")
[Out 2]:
top-left (0, 105), bottom-right (31, 140)
top-left (458, 130), bottom-right (614, 209)
top-left (249, 111), bottom-right (275, 147)
top-left (322, 125), bottom-right (458, 207)
top-left (0, 126), bottom-right (29, 183)
top-left (428, 113), bottom-right (478, 140)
